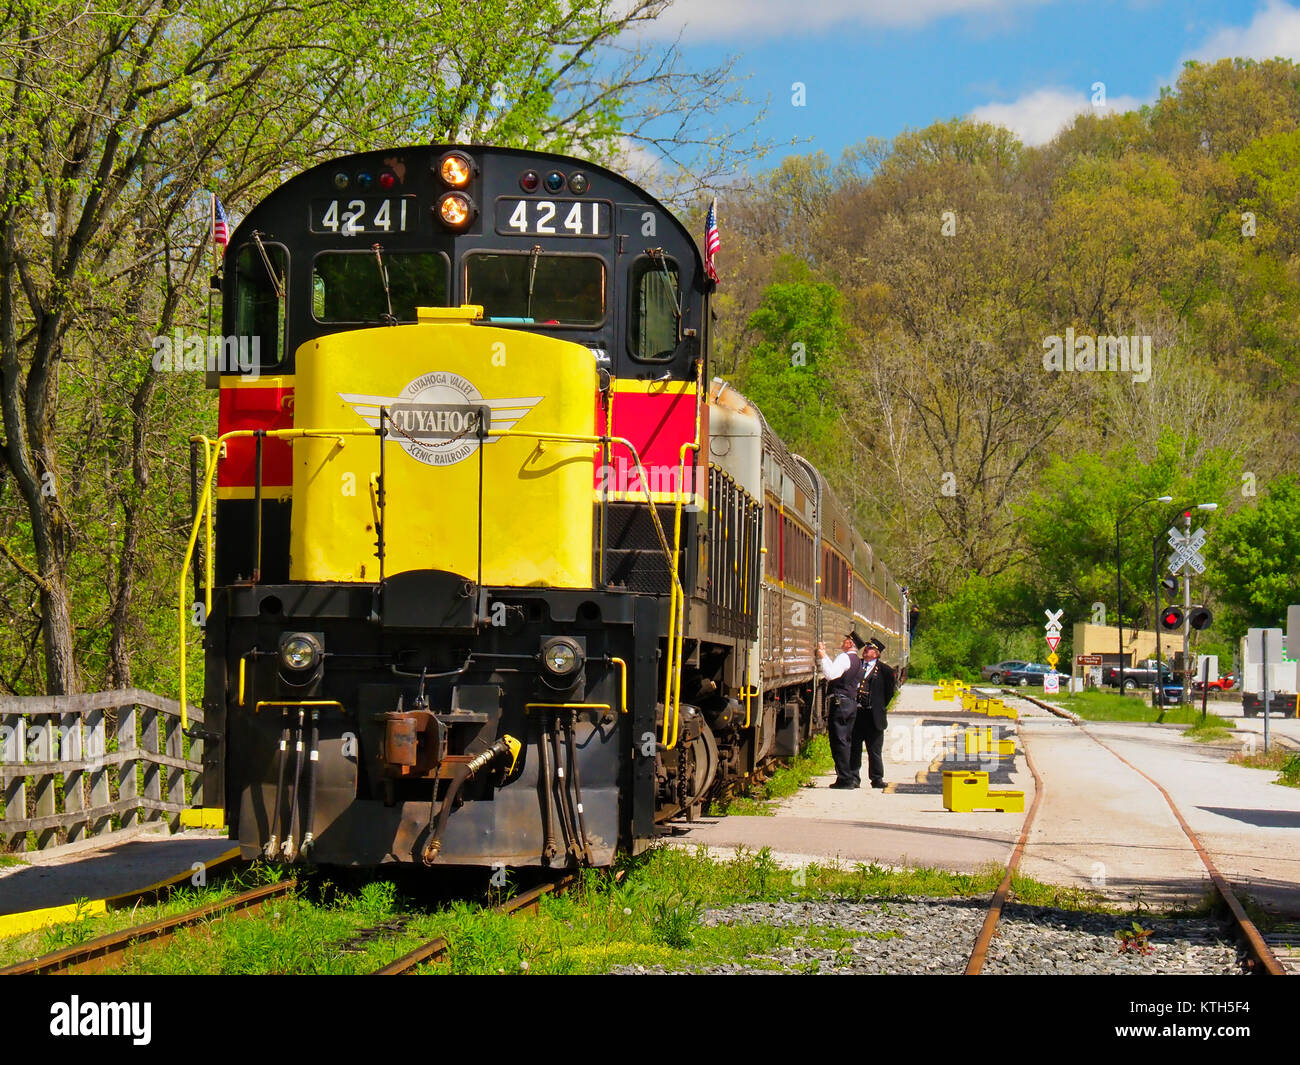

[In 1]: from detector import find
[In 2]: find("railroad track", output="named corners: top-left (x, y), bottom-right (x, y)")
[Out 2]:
top-left (371, 871), bottom-right (585, 975)
top-left (0, 879), bottom-right (297, 976)
top-left (987, 688), bottom-right (1287, 976)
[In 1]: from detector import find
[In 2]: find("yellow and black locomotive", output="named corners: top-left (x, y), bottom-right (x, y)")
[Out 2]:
top-left (184, 145), bottom-right (907, 869)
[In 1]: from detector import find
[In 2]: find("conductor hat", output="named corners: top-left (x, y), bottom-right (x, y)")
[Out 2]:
top-left (846, 631), bottom-right (865, 649)
top-left (866, 637), bottom-right (885, 653)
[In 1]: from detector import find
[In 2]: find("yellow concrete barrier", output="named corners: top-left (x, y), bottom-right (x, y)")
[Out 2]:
top-left (180, 807), bottom-right (226, 830)
top-left (942, 770), bottom-right (1024, 813)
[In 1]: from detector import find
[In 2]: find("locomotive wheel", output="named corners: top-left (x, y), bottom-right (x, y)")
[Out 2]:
top-left (689, 720), bottom-right (719, 805)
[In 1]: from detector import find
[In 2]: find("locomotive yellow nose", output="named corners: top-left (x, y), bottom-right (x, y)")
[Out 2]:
top-left (288, 319), bottom-right (597, 588)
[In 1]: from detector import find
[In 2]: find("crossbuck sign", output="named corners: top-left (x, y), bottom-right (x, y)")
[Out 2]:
top-left (1167, 526), bottom-right (1207, 576)
top-left (1044, 608), bottom-right (1063, 652)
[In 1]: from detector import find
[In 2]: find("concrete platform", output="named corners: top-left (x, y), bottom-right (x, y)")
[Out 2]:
top-left (664, 683), bottom-right (1042, 873)
top-left (667, 681), bottom-right (1300, 915)
top-left (0, 823), bottom-right (234, 918)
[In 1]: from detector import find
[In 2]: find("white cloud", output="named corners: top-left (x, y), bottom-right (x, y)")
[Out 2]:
top-left (969, 88), bottom-right (1143, 146)
top-left (1183, 0), bottom-right (1300, 64)
top-left (641, 0), bottom-right (1043, 39)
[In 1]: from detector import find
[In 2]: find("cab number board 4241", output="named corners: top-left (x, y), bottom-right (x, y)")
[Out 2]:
top-left (496, 198), bottom-right (611, 238)
top-left (310, 197), bottom-right (416, 235)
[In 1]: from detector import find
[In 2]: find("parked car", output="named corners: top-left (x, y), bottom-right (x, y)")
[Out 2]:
top-left (1192, 673), bottom-right (1236, 692)
top-left (981, 660), bottom-right (1028, 684)
top-left (1004, 663), bottom-right (1065, 687)
top-left (1103, 659), bottom-right (1174, 692)
top-left (1152, 683), bottom-right (1186, 706)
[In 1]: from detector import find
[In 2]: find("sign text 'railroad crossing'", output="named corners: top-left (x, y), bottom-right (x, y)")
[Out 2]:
top-left (1167, 526), bottom-right (1207, 576)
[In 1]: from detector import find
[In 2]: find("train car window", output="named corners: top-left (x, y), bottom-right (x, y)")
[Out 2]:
top-left (464, 251), bottom-right (604, 326)
top-left (311, 251), bottom-right (448, 323)
top-left (629, 255), bottom-right (679, 361)
top-left (234, 243), bottom-right (287, 367)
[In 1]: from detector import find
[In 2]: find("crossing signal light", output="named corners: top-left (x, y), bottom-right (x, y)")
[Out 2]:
top-left (1160, 606), bottom-right (1184, 631)
top-left (1160, 576), bottom-right (1177, 597)
top-left (1188, 605), bottom-right (1213, 631)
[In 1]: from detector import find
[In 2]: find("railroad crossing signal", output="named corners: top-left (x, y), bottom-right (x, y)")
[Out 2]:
top-left (1160, 604), bottom-right (1213, 631)
top-left (1166, 526), bottom-right (1207, 575)
top-left (1044, 608), bottom-right (1062, 652)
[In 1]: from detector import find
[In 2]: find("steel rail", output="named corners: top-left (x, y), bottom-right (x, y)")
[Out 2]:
top-left (0, 879), bottom-right (297, 976)
top-left (371, 871), bottom-right (586, 975)
top-left (1011, 688), bottom-right (1286, 976)
top-left (964, 725), bottom-right (1045, 975)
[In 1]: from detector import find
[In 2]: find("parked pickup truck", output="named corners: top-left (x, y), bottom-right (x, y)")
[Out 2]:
top-left (1103, 660), bottom-right (1175, 691)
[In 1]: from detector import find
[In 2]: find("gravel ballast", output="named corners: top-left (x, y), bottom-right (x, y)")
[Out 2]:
top-left (612, 897), bottom-right (1244, 975)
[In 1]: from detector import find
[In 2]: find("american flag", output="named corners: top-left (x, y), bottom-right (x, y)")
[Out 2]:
top-left (212, 195), bottom-right (230, 247)
top-left (704, 197), bottom-right (720, 281)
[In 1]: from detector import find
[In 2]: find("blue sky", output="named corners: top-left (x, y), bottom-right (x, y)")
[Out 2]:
top-left (639, 0), bottom-right (1300, 168)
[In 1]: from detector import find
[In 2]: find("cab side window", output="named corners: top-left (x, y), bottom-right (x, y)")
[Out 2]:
top-left (629, 255), bottom-right (679, 361)
top-left (234, 243), bottom-right (287, 370)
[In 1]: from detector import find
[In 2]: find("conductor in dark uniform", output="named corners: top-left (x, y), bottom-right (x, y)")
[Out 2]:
top-left (817, 631), bottom-right (865, 789)
top-left (852, 636), bottom-right (896, 789)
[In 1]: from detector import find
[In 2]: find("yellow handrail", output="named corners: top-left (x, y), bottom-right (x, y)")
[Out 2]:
top-left (177, 424), bottom-right (679, 735)
top-left (608, 656), bottom-right (628, 714)
top-left (663, 358), bottom-right (705, 749)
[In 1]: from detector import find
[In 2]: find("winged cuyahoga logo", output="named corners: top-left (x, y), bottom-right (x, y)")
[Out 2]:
top-left (339, 372), bottom-right (542, 467)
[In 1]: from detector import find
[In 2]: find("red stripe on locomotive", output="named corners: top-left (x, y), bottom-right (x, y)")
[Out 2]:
top-left (597, 388), bottom-right (707, 495)
top-left (217, 385), bottom-right (294, 488)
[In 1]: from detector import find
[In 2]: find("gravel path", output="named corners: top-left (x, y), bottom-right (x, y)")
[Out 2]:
top-left (612, 897), bottom-right (1244, 975)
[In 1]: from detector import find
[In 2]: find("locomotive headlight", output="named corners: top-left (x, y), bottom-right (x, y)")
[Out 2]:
top-left (279, 632), bottom-right (323, 673)
top-left (439, 151), bottom-right (473, 188)
top-left (438, 192), bottom-right (474, 229)
top-left (539, 636), bottom-right (584, 682)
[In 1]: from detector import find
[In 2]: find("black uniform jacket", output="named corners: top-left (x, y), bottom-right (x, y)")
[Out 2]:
top-left (857, 660), bottom-right (896, 730)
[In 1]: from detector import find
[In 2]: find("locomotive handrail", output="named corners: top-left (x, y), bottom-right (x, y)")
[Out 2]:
top-left (663, 357), bottom-right (705, 749)
top-left (178, 425), bottom-right (680, 734)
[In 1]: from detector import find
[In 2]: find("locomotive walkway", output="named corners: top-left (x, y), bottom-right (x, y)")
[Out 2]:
top-left (668, 683), bottom-right (1300, 915)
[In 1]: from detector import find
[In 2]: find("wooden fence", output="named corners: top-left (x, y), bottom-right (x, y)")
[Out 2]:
top-left (0, 689), bottom-right (205, 852)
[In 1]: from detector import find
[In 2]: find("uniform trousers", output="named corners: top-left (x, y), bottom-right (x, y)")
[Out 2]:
top-left (850, 707), bottom-right (885, 786)
top-left (827, 692), bottom-right (858, 784)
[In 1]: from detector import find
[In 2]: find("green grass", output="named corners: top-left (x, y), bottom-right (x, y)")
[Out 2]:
top-left (1037, 689), bottom-right (1232, 732)
top-left (0, 860), bottom-right (285, 968)
top-left (710, 734), bottom-right (834, 816)
top-left (0, 845), bottom-right (1202, 975)
top-left (1230, 747), bottom-right (1300, 788)
top-left (0, 853), bottom-right (26, 868)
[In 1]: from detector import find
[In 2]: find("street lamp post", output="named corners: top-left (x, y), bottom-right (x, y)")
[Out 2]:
top-left (1117, 496), bottom-right (1171, 694)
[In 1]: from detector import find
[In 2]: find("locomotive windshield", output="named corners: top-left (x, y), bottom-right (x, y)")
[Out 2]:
top-left (311, 250), bottom-right (449, 323)
top-left (464, 251), bottom-right (604, 325)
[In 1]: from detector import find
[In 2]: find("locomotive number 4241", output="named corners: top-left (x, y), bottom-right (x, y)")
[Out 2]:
top-left (496, 198), bottom-right (611, 237)
top-left (311, 197), bottom-right (415, 235)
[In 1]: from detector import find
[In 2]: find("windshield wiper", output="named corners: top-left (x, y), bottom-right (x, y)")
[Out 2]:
top-left (646, 247), bottom-right (682, 329)
top-left (372, 243), bottom-right (395, 324)
top-left (526, 244), bottom-right (541, 319)
top-left (250, 230), bottom-right (284, 301)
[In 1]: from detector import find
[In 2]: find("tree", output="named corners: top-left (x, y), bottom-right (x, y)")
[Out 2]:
top-left (0, 0), bottom-right (761, 693)
top-left (732, 259), bottom-right (846, 456)
top-left (1209, 476), bottom-right (1300, 639)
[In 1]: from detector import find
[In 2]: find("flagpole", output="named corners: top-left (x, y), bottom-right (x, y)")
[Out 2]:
top-left (206, 192), bottom-right (217, 346)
